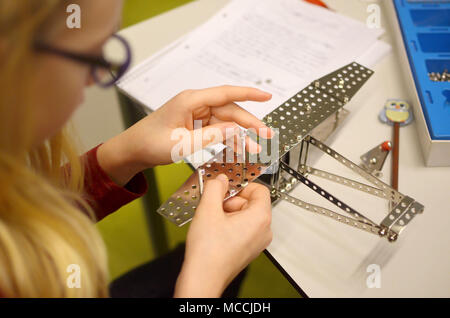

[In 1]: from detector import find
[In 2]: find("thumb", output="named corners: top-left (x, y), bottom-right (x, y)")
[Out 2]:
top-left (197, 174), bottom-right (229, 213)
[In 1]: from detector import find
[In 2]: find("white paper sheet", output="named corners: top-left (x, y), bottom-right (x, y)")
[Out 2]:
top-left (118, 0), bottom-right (387, 119)
top-left (356, 40), bottom-right (392, 68)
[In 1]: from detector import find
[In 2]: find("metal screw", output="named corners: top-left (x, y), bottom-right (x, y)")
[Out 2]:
top-left (378, 227), bottom-right (387, 237)
top-left (388, 233), bottom-right (398, 242)
top-left (429, 70), bottom-right (450, 82)
top-left (305, 104), bottom-right (312, 112)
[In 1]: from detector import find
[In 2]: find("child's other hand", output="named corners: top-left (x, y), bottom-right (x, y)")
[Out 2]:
top-left (174, 174), bottom-right (272, 297)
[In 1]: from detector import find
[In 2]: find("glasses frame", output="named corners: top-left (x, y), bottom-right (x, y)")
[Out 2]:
top-left (34, 34), bottom-right (132, 88)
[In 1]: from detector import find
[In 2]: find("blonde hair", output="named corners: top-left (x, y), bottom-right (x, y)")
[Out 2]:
top-left (0, 0), bottom-right (109, 297)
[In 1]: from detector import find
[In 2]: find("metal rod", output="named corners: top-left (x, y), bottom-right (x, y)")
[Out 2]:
top-left (392, 122), bottom-right (400, 191)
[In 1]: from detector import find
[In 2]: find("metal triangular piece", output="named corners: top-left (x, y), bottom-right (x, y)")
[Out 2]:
top-left (360, 141), bottom-right (392, 177)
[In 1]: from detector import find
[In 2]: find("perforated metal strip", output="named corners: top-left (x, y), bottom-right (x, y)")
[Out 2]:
top-left (307, 136), bottom-right (404, 204)
top-left (381, 197), bottom-right (424, 236)
top-left (303, 136), bottom-right (424, 239)
top-left (261, 62), bottom-right (374, 162)
top-left (157, 147), bottom-right (270, 226)
top-left (276, 191), bottom-right (381, 235)
top-left (299, 165), bottom-right (390, 200)
top-left (280, 161), bottom-right (378, 227)
top-left (157, 171), bottom-right (201, 226)
top-left (313, 62), bottom-right (374, 102)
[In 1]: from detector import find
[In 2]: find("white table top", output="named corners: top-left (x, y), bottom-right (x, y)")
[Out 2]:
top-left (119, 0), bottom-right (450, 297)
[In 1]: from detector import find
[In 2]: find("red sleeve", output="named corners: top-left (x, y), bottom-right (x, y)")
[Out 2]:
top-left (82, 144), bottom-right (148, 221)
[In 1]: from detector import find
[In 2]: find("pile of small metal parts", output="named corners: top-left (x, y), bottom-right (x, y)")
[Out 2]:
top-left (157, 62), bottom-right (425, 242)
top-left (428, 70), bottom-right (450, 82)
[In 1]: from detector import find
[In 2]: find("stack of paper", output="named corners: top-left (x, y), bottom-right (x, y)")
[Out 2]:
top-left (117, 0), bottom-right (390, 119)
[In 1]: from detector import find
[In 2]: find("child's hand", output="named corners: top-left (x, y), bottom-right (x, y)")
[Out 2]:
top-left (174, 174), bottom-right (273, 297)
top-left (97, 86), bottom-right (273, 186)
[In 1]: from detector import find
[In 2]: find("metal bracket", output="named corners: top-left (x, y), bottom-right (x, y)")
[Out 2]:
top-left (360, 141), bottom-right (392, 177)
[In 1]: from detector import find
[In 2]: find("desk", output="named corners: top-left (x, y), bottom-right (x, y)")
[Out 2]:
top-left (118, 0), bottom-right (450, 297)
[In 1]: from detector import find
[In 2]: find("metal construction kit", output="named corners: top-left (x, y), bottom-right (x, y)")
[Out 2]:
top-left (157, 62), bottom-right (424, 243)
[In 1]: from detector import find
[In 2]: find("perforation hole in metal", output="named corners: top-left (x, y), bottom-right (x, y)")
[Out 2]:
top-left (158, 146), bottom-right (269, 225)
top-left (263, 86), bottom-right (343, 157)
top-left (280, 191), bottom-right (379, 234)
top-left (308, 137), bottom-right (403, 203)
top-left (280, 161), bottom-right (376, 226)
top-left (199, 162), bottom-right (265, 199)
top-left (157, 175), bottom-right (201, 225)
top-left (317, 63), bottom-right (373, 102)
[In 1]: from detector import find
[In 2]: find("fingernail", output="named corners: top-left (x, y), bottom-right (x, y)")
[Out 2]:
top-left (260, 90), bottom-right (272, 97)
top-left (216, 174), bottom-right (228, 183)
top-left (268, 128), bottom-right (275, 138)
top-left (262, 125), bottom-right (272, 133)
top-left (261, 126), bottom-right (275, 138)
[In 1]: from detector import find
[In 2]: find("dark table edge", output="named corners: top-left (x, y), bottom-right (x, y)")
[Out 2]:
top-left (263, 250), bottom-right (308, 298)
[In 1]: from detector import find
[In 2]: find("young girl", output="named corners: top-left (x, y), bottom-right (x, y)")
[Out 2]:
top-left (0, 0), bottom-right (273, 297)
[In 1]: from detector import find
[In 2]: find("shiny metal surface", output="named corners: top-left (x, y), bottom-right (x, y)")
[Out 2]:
top-left (280, 136), bottom-right (424, 242)
top-left (360, 141), bottom-right (391, 177)
top-left (157, 62), bottom-right (424, 241)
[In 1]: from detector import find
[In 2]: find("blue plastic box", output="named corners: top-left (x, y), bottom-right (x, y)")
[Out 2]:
top-left (387, 0), bottom-right (450, 166)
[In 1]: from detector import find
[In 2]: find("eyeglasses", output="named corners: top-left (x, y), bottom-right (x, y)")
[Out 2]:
top-left (34, 34), bottom-right (132, 88)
